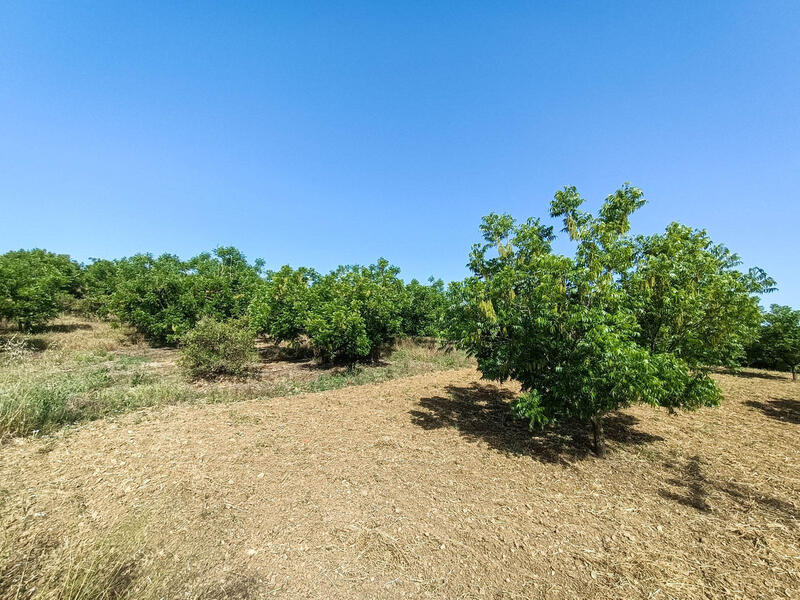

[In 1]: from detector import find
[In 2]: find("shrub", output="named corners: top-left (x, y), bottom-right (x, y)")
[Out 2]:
top-left (179, 317), bottom-right (256, 378)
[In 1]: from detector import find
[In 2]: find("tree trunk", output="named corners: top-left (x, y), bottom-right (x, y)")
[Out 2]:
top-left (793, 365), bottom-right (797, 382)
top-left (591, 415), bottom-right (607, 458)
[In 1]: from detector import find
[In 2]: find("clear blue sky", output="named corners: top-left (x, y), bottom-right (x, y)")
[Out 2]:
top-left (1, 1), bottom-right (798, 306)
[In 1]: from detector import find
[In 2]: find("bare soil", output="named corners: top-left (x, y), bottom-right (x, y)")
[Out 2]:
top-left (1, 367), bottom-right (798, 599)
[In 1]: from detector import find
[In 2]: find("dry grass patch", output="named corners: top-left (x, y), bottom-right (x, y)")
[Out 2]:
top-left (0, 316), bottom-right (471, 438)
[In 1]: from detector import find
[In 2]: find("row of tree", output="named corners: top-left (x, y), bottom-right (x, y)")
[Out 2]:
top-left (0, 246), bottom-right (449, 362)
top-left (1, 184), bottom-right (797, 453)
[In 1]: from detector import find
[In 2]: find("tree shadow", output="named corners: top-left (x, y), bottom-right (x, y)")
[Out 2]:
top-left (409, 382), bottom-right (663, 464)
top-left (745, 398), bottom-right (800, 424)
top-left (720, 371), bottom-right (792, 381)
top-left (660, 455), bottom-right (712, 512)
top-left (257, 342), bottom-right (314, 364)
top-left (659, 455), bottom-right (800, 522)
top-left (0, 334), bottom-right (49, 353)
top-left (41, 322), bottom-right (93, 333)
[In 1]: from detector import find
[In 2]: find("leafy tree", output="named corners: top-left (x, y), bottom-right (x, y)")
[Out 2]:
top-left (79, 258), bottom-right (120, 317)
top-left (186, 246), bottom-right (264, 321)
top-left (107, 247), bottom-right (262, 345)
top-left (305, 258), bottom-right (408, 362)
top-left (622, 224), bottom-right (774, 367)
top-left (248, 265), bottom-right (318, 341)
top-left (752, 305), bottom-right (800, 381)
top-left (401, 278), bottom-right (448, 337)
top-left (0, 249), bottom-right (82, 330)
top-left (109, 253), bottom-right (192, 344)
top-left (450, 185), bottom-right (723, 456)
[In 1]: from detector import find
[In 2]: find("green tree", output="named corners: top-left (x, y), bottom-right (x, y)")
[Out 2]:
top-left (305, 259), bottom-right (408, 363)
top-left (248, 265), bottom-right (318, 341)
top-left (79, 258), bottom-right (120, 317)
top-left (622, 224), bottom-right (774, 367)
top-left (0, 249), bottom-right (82, 330)
top-left (107, 247), bottom-right (262, 345)
top-left (109, 253), bottom-right (192, 344)
top-left (401, 277), bottom-right (448, 337)
top-left (186, 246), bottom-right (264, 321)
top-left (450, 185), bottom-right (722, 456)
top-left (755, 305), bottom-right (800, 381)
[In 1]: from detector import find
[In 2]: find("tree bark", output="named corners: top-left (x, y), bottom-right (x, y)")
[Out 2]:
top-left (591, 415), bottom-right (607, 457)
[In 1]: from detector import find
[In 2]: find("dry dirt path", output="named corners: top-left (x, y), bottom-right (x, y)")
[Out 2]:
top-left (1, 367), bottom-right (799, 599)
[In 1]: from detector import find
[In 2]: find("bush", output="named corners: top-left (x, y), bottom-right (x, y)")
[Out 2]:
top-left (179, 317), bottom-right (256, 378)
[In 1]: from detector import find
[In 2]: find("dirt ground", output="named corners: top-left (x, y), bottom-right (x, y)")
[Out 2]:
top-left (1, 367), bottom-right (798, 599)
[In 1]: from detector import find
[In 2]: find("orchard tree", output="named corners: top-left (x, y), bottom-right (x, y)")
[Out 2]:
top-left (109, 253), bottom-right (192, 344)
top-left (248, 265), bottom-right (318, 341)
top-left (107, 247), bottom-right (262, 345)
top-left (0, 249), bottom-right (82, 330)
top-left (401, 277), bottom-right (448, 337)
top-left (80, 258), bottom-right (120, 317)
top-left (305, 259), bottom-right (408, 363)
top-left (450, 185), bottom-right (722, 456)
top-left (622, 224), bottom-right (774, 367)
top-left (757, 305), bottom-right (800, 381)
top-left (186, 246), bottom-right (264, 321)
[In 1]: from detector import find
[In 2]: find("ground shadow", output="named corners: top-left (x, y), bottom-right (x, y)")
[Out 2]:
top-left (714, 368), bottom-right (789, 381)
top-left (745, 397), bottom-right (800, 424)
top-left (41, 322), bottom-right (93, 333)
top-left (1, 336), bottom-right (49, 352)
top-left (660, 455), bottom-right (712, 512)
top-left (409, 382), bottom-right (663, 464)
top-left (660, 455), bottom-right (800, 522)
top-left (257, 343), bottom-right (314, 364)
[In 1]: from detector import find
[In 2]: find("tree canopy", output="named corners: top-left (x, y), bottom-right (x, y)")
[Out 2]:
top-left (449, 185), bottom-right (769, 455)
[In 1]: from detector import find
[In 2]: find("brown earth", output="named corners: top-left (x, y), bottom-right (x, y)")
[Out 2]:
top-left (1, 367), bottom-right (798, 599)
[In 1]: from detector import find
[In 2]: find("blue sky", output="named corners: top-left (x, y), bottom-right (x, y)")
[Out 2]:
top-left (1, 1), bottom-right (798, 306)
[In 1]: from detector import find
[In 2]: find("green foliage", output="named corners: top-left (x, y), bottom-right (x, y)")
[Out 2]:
top-left (304, 258), bottom-right (408, 362)
top-left (248, 265), bottom-right (318, 340)
top-left (401, 278), bottom-right (448, 337)
top-left (104, 247), bottom-right (262, 345)
top-left (0, 249), bottom-right (82, 330)
top-left (79, 258), bottom-right (120, 317)
top-left (450, 185), bottom-right (736, 453)
top-left (748, 304), bottom-right (800, 379)
top-left (179, 317), bottom-right (256, 378)
top-left (622, 223), bottom-right (774, 367)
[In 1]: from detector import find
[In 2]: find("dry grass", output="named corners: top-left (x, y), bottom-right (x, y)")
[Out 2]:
top-left (0, 356), bottom-right (798, 598)
top-left (0, 316), bottom-right (471, 438)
